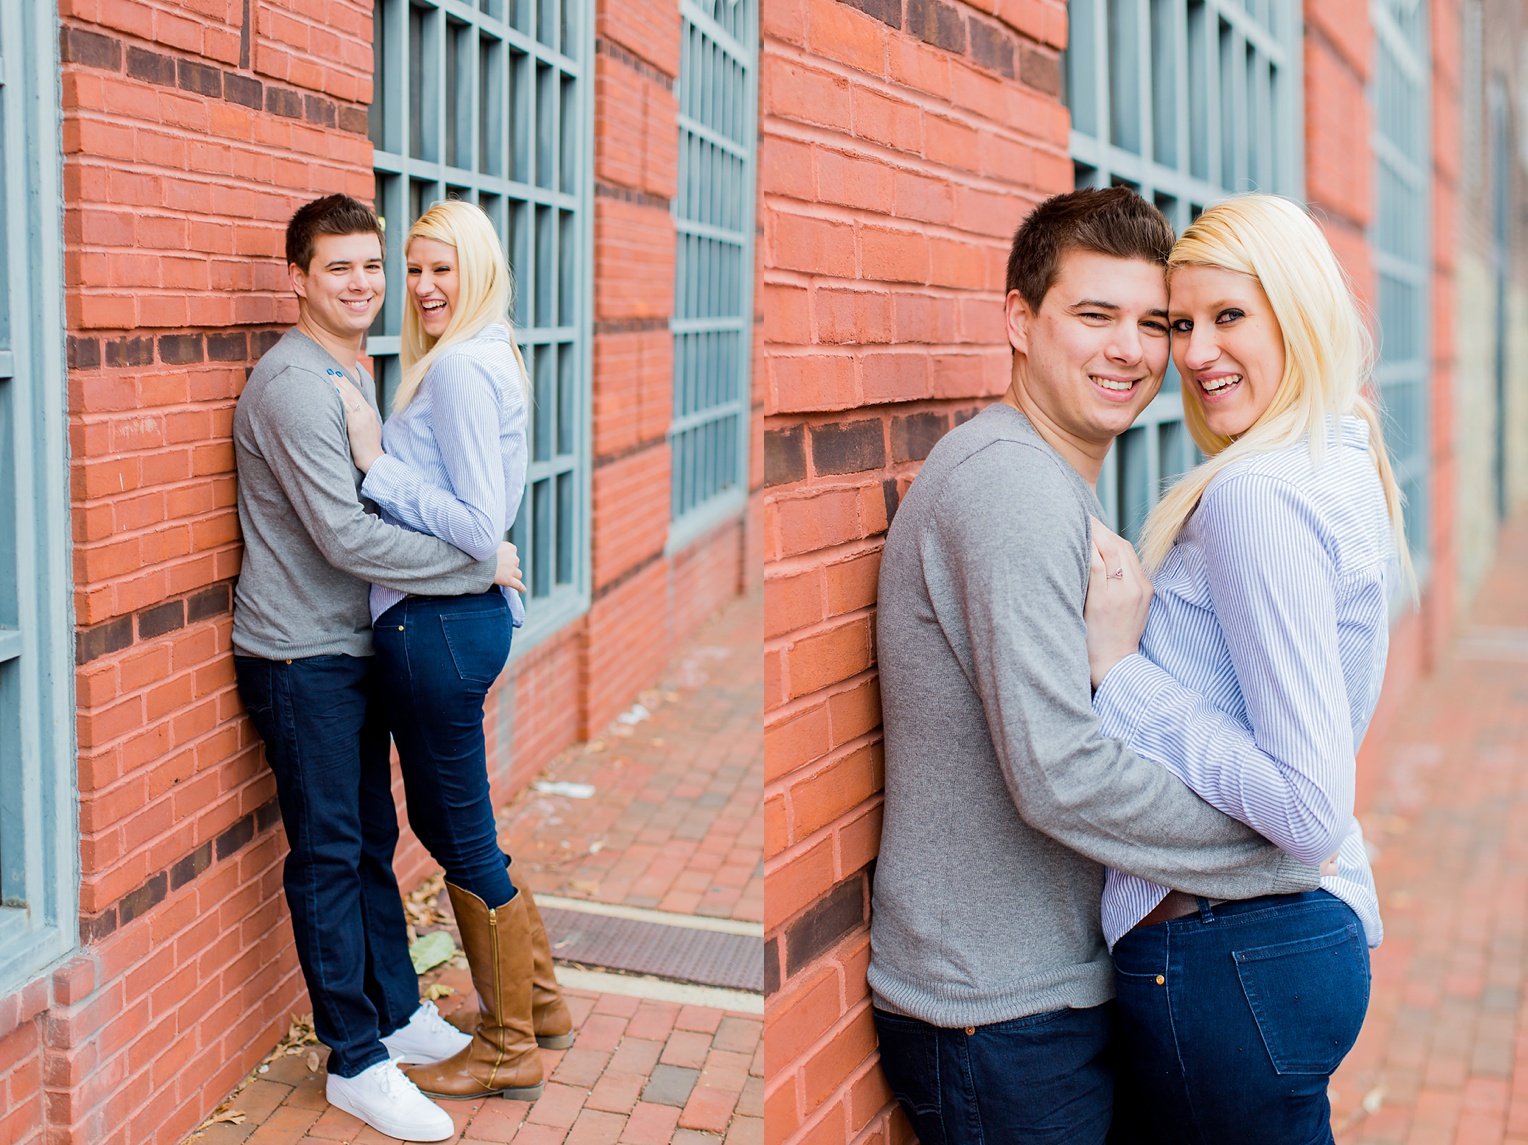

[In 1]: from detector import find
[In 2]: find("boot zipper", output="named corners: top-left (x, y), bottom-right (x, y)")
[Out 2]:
top-left (489, 906), bottom-right (507, 1084)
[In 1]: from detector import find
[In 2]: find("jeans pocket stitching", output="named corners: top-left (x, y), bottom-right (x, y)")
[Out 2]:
top-left (438, 613), bottom-right (509, 686)
top-left (1235, 922), bottom-right (1365, 1076)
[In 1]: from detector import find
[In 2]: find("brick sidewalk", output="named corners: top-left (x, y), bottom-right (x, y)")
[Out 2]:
top-left (183, 590), bottom-right (763, 1145)
top-left (1331, 517), bottom-right (1528, 1144)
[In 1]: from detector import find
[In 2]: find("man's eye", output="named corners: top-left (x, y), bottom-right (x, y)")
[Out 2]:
top-left (1080, 312), bottom-right (1108, 322)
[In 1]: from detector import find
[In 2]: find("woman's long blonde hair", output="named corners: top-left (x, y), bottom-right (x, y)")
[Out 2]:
top-left (1137, 194), bottom-right (1414, 592)
top-left (394, 199), bottom-right (528, 412)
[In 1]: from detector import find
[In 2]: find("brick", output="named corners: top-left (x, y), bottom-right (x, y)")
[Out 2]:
top-left (641, 1064), bottom-right (699, 1107)
top-left (765, 425), bottom-right (808, 487)
top-left (809, 420), bottom-right (885, 477)
top-left (889, 410), bottom-right (948, 462)
top-left (157, 333), bottom-right (205, 364)
top-left (137, 600), bottom-right (185, 640)
top-left (840, 0), bottom-right (901, 29)
top-left (68, 335), bottom-right (102, 370)
top-left (125, 46), bottom-right (176, 86)
top-left (177, 58), bottom-right (223, 98)
top-left (906, 0), bottom-right (967, 54)
top-left (169, 841), bottom-right (212, 891)
top-left (784, 872), bottom-right (866, 974)
top-left (968, 19), bottom-right (1017, 79)
top-left (104, 337), bottom-right (154, 368)
top-left (215, 813), bottom-right (254, 860)
top-left (117, 871), bottom-right (167, 927)
top-left (76, 615), bottom-right (134, 665)
top-left (1019, 44), bottom-right (1061, 97)
top-left (61, 26), bottom-right (123, 70)
top-left (224, 73), bottom-right (263, 110)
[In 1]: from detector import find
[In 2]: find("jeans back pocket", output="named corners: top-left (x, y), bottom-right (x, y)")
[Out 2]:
top-left (1234, 921), bottom-right (1369, 1076)
top-left (439, 610), bottom-right (511, 686)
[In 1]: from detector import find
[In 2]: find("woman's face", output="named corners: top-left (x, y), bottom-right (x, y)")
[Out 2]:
top-left (407, 237), bottom-right (460, 340)
top-left (1168, 264), bottom-right (1286, 439)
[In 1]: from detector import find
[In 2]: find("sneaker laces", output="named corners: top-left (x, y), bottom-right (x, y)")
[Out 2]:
top-left (411, 1001), bottom-right (460, 1038)
top-left (372, 1061), bottom-right (416, 1099)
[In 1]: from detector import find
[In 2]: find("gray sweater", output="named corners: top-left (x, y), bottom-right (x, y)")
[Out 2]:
top-left (232, 328), bottom-right (496, 659)
top-left (868, 404), bottom-right (1319, 1027)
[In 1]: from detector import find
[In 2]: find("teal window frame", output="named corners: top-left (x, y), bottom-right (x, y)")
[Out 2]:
top-left (0, 0), bottom-right (78, 994)
top-left (1065, 0), bottom-right (1303, 539)
top-left (368, 0), bottom-right (594, 648)
top-left (668, 0), bottom-right (758, 552)
top-left (1371, 0), bottom-right (1432, 579)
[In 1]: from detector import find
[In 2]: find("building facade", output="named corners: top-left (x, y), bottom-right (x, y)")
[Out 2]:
top-left (761, 0), bottom-right (1527, 1142)
top-left (0, 0), bottom-right (762, 1141)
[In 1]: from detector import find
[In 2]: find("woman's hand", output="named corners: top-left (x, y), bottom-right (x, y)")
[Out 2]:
top-left (493, 540), bottom-right (527, 593)
top-left (1085, 517), bottom-right (1153, 691)
top-left (334, 375), bottom-right (384, 473)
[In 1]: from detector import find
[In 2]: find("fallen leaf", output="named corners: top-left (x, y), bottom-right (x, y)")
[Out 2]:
top-left (409, 930), bottom-right (459, 974)
top-left (425, 983), bottom-right (456, 1000)
top-left (210, 1110), bottom-right (247, 1125)
top-left (1363, 1087), bottom-right (1385, 1115)
top-left (306, 1050), bottom-right (320, 1072)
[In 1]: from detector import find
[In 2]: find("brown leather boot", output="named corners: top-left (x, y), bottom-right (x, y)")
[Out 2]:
top-left (406, 885), bottom-right (544, 1101)
top-left (518, 882), bottom-right (575, 1049)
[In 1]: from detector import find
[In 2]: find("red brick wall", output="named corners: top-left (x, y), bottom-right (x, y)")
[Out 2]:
top-left (760, 3), bottom-right (1070, 1143)
top-left (0, 1), bottom-right (758, 1140)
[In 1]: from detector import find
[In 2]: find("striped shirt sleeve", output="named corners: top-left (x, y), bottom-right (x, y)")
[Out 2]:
top-left (1092, 471), bottom-right (1354, 866)
top-left (362, 353), bottom-right (506, 562)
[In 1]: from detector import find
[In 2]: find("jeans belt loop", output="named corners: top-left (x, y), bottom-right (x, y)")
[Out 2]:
top-left (1196, 896), bottom-right (1216, 924)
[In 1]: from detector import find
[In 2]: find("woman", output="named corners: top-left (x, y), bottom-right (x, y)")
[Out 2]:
top-left (333, 199), bottom-right (572, 1103)
top-left (1082, 194), bottom-right (1412, 1143)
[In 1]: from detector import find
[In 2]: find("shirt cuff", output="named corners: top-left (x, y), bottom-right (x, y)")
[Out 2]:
top-left (1092, 653), bottom-right (1172, 744)
top-left (360, 452), bottom-right (410, 514)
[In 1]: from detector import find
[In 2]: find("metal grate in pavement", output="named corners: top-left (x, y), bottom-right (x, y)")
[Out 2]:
top-left (540, 906), bottom-right (764, 992)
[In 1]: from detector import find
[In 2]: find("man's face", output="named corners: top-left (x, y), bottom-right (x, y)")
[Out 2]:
top-left (290, 231), bottom-right (385, 341)
top-left (1006, 250), bottom-right (1169, 451)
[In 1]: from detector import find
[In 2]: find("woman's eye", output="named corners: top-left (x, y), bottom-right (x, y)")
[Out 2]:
top-left (1216, 308), bottom-right (1245, 324)
top-left (1170, 318), bottom-right (1193, 333)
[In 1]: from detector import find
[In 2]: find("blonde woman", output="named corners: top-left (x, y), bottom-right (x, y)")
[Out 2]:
top-left (333, 199), bottom-right (571, 1103)
top-left (1082, 195), bottom-right (1409, 1143)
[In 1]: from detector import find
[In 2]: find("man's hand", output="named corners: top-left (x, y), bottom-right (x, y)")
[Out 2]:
top-left (493, 540), bottom-right (526, 593)
top-left (333, 375), bottom-right (384, 473)
top-left (1084, 517), bottom-right (1153, 690)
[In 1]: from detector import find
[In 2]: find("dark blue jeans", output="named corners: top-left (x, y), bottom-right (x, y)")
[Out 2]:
top-left (374, 591), bottom-right (515, 908)
top-left (1111, 890), bottom-right (1370, 1145)
top-left (233, 653), bottom-right (419, 1078)
top-left (873, 1003), bottom-right (1117, 1144)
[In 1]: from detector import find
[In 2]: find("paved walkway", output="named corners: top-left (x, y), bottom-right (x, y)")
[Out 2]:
top-left (1332, 517), bottom-right (1528, 1144)
top-left (184, 589), bottom-right (763, 1145)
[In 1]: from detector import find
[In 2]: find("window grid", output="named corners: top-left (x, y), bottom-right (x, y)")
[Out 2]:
top-left (669, 0), bottom-right (757, 547)
top-left (0, 0), bottom-right (77, 993)
top-left (1371, 0), bottom-right (1431, 576)
top-left (1065, 0), bottom-right (1302, 538)
top-left (369, 0), bottom-right (591, 642)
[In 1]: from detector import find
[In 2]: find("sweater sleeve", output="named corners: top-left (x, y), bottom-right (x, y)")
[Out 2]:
top-left (1091, 472), bottom-right (1354, 865)
top-left (249, 366), bottom-right (497, 595)
top-left (929, 443), bottom-right (1319, 899)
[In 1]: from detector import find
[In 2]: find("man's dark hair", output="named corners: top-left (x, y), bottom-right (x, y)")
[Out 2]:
top-left (286, 193), bottom-right (385, 273)
top-left (1005, 186), bottom-right (1174, 312)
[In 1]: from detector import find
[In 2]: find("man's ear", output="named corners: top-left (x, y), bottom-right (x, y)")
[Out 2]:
top-left (1005, 289), bottom-right (1033, 356)
top-left (289, 262), bottom-right (309, 300)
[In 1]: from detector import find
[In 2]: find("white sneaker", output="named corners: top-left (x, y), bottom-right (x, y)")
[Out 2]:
top-left (381, 1001), bottom-right (472, 1065)
top-left (326, 1059), bottom-right (455, 1141)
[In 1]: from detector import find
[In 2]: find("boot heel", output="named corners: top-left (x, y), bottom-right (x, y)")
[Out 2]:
top-left (535, 1031), bottom-right (575, 1050)
top-left (500, 1082), bottom-right (545, 1100)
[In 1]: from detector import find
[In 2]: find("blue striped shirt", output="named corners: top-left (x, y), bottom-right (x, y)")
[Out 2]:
top-left (361, 323), bottom-right (528, 626)
top-left (1094, 416), bottom-right (1394, 950)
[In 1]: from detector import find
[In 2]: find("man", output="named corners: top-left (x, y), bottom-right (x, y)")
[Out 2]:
top-left (868, 187), bottom-right (1321, 1142)
top-left (232, 194), bottom-right (521, 1142)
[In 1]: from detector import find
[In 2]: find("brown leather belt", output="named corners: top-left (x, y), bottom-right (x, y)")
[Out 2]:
top-left (1132, 889), bottom-right (1201, 931)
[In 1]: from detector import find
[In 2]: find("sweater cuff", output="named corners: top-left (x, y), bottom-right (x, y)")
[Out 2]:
top-left (1092, 653), bottom-right (1172, 743)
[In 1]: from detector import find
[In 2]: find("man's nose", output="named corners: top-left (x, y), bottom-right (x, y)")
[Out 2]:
top-left (1105, 323), bottom-right (1144, 363)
